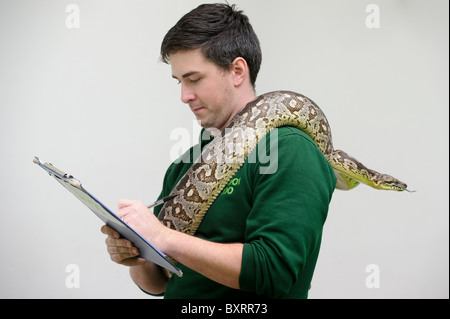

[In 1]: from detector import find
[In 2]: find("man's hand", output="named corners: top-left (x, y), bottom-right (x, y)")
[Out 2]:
top-left (115, 199), bottom-right (170, 250)
top-left (100, 225), bottom-right (145, 267)
top-left (100, 199), bottom-right (170, 294)
top-left (101, 198), bottom-right (170, 266)
top-left (102, 198), bottom-right (242, 290)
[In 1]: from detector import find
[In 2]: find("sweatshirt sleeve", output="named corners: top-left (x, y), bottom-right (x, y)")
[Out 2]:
top-left (239, 128), bottom-right (335, 297)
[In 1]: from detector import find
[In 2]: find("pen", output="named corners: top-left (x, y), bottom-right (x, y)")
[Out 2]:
top-left (147, 194), bottom-right (177, 209)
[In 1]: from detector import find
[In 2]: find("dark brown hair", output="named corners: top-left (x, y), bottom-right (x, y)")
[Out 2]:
top-left (160, 3), bottom-right (262, 88)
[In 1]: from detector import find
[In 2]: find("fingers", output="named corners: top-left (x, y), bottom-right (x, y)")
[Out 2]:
top-left (100, 225), bottom-right (140, 265)
top-left (100, 225), bottom-right (119, 238)
top-left (105, 236), bottom-right (138, 254)
top-left (108, 245), bottom-right (139, 264)
top-left (117, 198), bottom-right (140, 210)
top-left (107, 239), bottom-right (139, 264)
top-left (116, 199), bottom-right (149, 218)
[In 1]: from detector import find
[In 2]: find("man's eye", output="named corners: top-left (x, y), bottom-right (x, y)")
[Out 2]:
top-left (175, 78), bottom-right (200, 85)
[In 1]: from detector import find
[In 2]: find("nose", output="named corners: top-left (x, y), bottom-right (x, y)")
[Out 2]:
top-left (181, 84), bottom-right (196, 104)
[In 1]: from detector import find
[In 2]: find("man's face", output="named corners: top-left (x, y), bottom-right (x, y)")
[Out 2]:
top-left (169, 49), bottom-right (237, 132)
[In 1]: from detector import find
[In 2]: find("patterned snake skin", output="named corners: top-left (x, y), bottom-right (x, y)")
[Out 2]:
top-left (157, 91), bottom-right (407, 274)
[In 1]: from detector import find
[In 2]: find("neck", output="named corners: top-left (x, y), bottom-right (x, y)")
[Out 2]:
top-left (213, 89), bottom-right (256, 134)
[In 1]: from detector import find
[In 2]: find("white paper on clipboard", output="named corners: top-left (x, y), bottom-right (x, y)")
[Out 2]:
top-left (33, 157), bottom-right (182, 277)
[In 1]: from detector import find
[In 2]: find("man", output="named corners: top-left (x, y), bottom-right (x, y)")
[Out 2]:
top-left (101, 3), bottom-right (335, 299)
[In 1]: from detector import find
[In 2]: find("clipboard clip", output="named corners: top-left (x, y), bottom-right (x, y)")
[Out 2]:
top-left (33, 157), bottom-right (80, 186)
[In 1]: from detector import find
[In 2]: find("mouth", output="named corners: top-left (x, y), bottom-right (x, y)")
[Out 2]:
top-left (192, 107), bottom-right (205, 115)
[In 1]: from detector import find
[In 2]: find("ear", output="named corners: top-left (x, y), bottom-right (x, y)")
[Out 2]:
top-left (230, 57), bottom-right (249, 88)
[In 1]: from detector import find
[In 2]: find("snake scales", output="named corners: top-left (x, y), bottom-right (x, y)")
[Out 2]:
top-left (157, 90), bottom-right (407, 276)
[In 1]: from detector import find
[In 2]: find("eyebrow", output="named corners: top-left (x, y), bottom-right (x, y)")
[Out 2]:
top-left (172, 71), bottom-right (200, 80)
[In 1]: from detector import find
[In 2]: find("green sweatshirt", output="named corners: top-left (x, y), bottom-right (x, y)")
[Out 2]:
top-left (152, 126), bottom-right (336, 299)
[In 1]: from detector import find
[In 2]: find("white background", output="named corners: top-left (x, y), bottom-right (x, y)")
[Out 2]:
top-left (0, 0), bottom-right (448, 298)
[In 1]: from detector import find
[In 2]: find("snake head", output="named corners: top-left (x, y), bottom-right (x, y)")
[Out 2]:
top-left (375, 174), bottom-right (408, 192)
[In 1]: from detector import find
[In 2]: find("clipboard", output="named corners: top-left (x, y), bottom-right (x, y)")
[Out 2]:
top-left (33, 157), bottom-right (183, 277)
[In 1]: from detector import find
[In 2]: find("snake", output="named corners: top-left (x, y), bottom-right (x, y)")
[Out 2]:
top-left (157, 90), bottom-right (408, 276)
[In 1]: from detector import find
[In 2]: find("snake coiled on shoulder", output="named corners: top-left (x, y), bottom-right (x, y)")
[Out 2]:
top-left (157, 91), bottom-right (408, 276)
